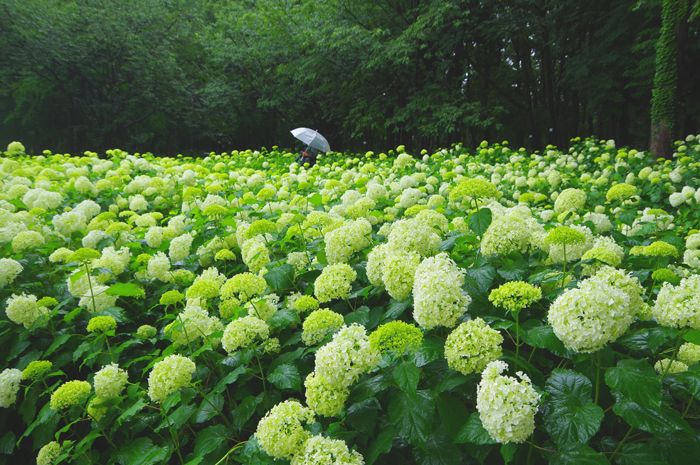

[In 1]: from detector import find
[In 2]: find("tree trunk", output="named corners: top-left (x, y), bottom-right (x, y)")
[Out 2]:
top-left (650, 0), bottom-right (688, 158)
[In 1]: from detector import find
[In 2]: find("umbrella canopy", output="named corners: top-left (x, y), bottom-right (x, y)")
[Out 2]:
top-left (291, 127), bottom-right (331, 153)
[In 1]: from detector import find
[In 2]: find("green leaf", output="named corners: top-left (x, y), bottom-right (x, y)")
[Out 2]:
top-left (264, 264), bottom-right (295, 291)
top-left (611, 395), bottom-right (691, 434)
top-left (496, 254), bottom-right (528, 281)
top-left (0, 432), bottom-right (15, 455)
top-left (211, 366), bottom-right (247, 394)
top-left (106, 282), bottom-right (145, 298)
top-left (268, 309), bottom-right (300, 331)
top-left (550, 446), bottom-right (609, 465)
top-left (463, 264), bottom-right (497, 301)
top-left (345, 306), bottom-right (370, 326)
top-left (393, 361), bottom-right (420, 393)
top-left (268, 363), bottom-right (301, 391)
top-left (193, 424), bottom-right (227, 457)
top-left (544, 369), bottom-right (604, 446)
top-left (415, 334), bottom-right (444, 367)
top-left (500, 444), bottom-right (518, 464)
top-left (683, 329), bottom-right (700, 345)
top-left (115, 437), bottom-right (169, 465)
top-left (388, 390), bottom-right (434, 445)
top-left (673, 364), bottom-right (700, 399)
top-left (618, 327), bottom-right (678, 354)
top-left (605, 359), bottom-right (661, 408)
top-left (232, 395), bottom-right (264, 432)
top-left (195, 393), bottom-right (224, 423)
top-left (383, 300), bottom-right (411, 321)
top-left (616, 443), bottom-right (666, 465)
top-left (366, 427), bottom-right (394, 465)
top-left (436, 394), bottom-right (470, 440)
top-left (455, 413), bottom-right (497, 445)
top-left (469, 208), bottom-right (492, 236)
top-left (523, 324), bottom-right (569, 356)
top-left (117, 398), bottom-right (147, 426)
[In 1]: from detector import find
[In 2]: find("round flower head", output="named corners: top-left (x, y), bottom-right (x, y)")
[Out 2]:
top-left (587, 266), bottom-right (649, 319)
top-left (305, 372), bottom-right (349, 417)
top-left (94, 364), bottom-right (128, 398)
top-left (169, 233), bottom-right (194, 263)
top-left (324, 218), bottom-right (372, 264)
top-left (214, 249), bottom-right (236, 262)
top-left (444, 319), bottom-right (503, 375)
top-left (187, 267), bottom-right (226, 301)
top-left (70, 247), bottom-right (101, 263)
top-left (302, 309), bottom-right (344, 346)
top-left (386, 218), bottom-right (441, 258)
top-left (546, 225), bottom-right (593, 264)
top-left (413, 253), bottom-right (471, 330)
top-left (489, 282), bottom-right (542, 313)
top-left (381, 248), bottom-right (421, 300)
top-left (79, 285), bottom-right (119, 313)
top-left (653, 275), bottom-right (700, 329)
top-left (0, 368), bottom-right (22, 408)
top-left (147, 355), bottom-right (196, 403)
top-left (87, 397), bottom-right (109, 421)
top-left (630, 241), bottom-right (679, 258)
top-left (652, 268), bottom-right (681, 285)
top-left (147, 252), bottom-right (172, 282)
top-left (314, 324), bottom-right (381, 387)
top-left (314, 264), bottom-right (357, 303)
top-left (678, 343), bottom-right (700, 365)
top-left (221, 272), bottom-right (267, 302)
top-left (606, 183), bottom-right (637, 202)
top-left (221, 316), bottom-right (270, 354)
top-left (481, 213), bottom-right (531, 256)
top-left (241, 236), bottom-right (270, 274)
top-left (4, 293), bottom-right (49, 329)
top-left (654, 359), bottom-right (688, 374)
top-left (449, 178), bottom-right (499, 207)
top-left (165, 304), bottom-right (223, 346)
top-left (160, 290), bottom-right (185, 306)
top-left (255, 400), bottom-right (316, 459)
top-left (476, 361), bottom-right (539, 444)
top-left (366, 243), bottom-right (389, 288)
top-left (548, 279), bottom-right (632, 352)
top-left (36, 441), bottom-right (62, 465)
top-left (369, 321), bottom-right (423, 355)
top-left (22, 360), bottom-right (53, 381)
top-left (290, 435), bottom-right (364, 465)
top-left (136, 324), bottom-right (157, 339)
top-left (554, 188), bottom-right (586, 214)
top-left (87, 316), bottom-right (117, 334)
top-left (50, 380), bottom-right (92, 410)
top-left (0, 258), bottom-right (22, 287)
top-left (545, 225), bottom-right (586, 247)
top-left (11, 230), bottom-right (44, 253)
top-left (290, 294), bottom-right (320, 314)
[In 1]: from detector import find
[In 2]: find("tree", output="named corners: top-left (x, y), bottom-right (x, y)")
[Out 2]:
top-left (650, 0), bottom-right (689, 158)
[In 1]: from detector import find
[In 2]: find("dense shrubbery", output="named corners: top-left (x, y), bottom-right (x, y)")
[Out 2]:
top-left (2, 136), bottom-right (700, 464)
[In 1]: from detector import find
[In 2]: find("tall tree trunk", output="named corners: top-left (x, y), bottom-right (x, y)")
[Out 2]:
top-left (650, 0), bottom-right (688, 158)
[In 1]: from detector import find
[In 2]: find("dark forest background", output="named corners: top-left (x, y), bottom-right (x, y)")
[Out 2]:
top-left (0, 0), bottom-right (698, 155)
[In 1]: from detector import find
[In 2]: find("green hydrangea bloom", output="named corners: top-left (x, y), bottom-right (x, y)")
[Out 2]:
top-left (87, 316), bottom-right (117, 334)
top-left (368, 321), bottom-right (423, 355)
top-left (489, 282), bottom-right (542, 313)
top-left (147, 355), bottom-right (196, 403)
top-left (290, 294), bottom-right (320, 314)
top-left (136, 324), bottom-right (157, 339)
top-left (221, 316), bottom-right (270, 354)
top-left (652, 268), bottom-right (681, 285)
top-left (606, 183), bottom-right (637, 202)
top-left (444, 318), bottom-right (503, 375)
top-left (630, 241), bottom-right (679, 258)
top-left (545, 226), bottom-right (586, 246)
top-left (159, 290), bottom-right (185, 306)
top-left (255, 400), bottom-right (315, 459)
top-left (22, 360), bottom-right (53, 381)
top-left (50, 380), bottom-right (92, 410)
top-left (304, 372), bottom-right (349, 417)
top-left (302, 309), bottom-right (344, 346)
top-left (36, 441), bottom-right (61, 465)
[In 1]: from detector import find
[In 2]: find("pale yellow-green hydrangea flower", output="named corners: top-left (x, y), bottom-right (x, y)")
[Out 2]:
top-left (147, 355), bottom-right (196, 403)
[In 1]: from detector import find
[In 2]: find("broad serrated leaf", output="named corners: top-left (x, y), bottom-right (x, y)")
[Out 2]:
top-left (106, 282), bottom-right (145, 298)
top-left (455, 413), bottom-right (497, 445)
top-left (268, 363), bottom-right (301, 391)
top-left (605, 359), bottom-right (661, 408)
top-left (193, 424), bottom-right (227, 457)
top-left (544, 369), bottom-right (603, 446)
top-left (264, 264), bottom-right (295, 291)
top-left (469, 208), bottom-right (492, 236)
top-left (550, 446), bottom-right (609, 465)
top-left (195, 393), bottom-right (224, 423)
top-left (388, 390), bottom-right (434, 445)
top-left (393, 360), bottom-right (420, 393)
top-left (115, 437), bottom-right (169, 465)
top-left (611, 395), bottom-right (691, 434)
top-left (366, 427), bottom-right (394, 465)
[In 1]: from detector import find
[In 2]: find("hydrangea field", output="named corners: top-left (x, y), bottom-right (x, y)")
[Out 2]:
top-left (2, 136), bottom-right (700, 465)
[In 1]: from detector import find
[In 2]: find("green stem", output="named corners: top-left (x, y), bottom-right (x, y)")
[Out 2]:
top-left (594, 351), bottom-right (601, 405)
top-left (610, 426), bottom-right (634, 461)
top-left (214, 441), bottom-right (248, 465)
top-left (84, 263), bottom-right (97, 313)
top-left (254, 353), bottom-right (267, 394)
top-left (514, 311), bottom-right (520, 363)
top-left (683, 397), bottom-right (694, 417)
top-left (104, 334), bottom-right (113, 362)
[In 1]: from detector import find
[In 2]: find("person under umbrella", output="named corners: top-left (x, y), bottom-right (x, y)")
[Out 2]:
top-left (290, 128), bottom-right (330, 167)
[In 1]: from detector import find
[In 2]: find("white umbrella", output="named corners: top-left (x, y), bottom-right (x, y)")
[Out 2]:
top-left (291, 127), bottom-right (331, 153)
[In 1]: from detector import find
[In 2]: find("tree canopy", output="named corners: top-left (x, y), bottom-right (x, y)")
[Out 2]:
top-left (1, 0), bottom-right (698, 154)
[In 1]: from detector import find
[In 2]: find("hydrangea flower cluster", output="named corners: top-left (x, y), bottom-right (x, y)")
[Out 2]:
top-left (221, 316), bottom-right (270, 353)
top-left (476, 361), bottom-right (539, 443)
top-left (0, 368), bottom-right (22, 408)
top-left (653, 275), bottom-right (700, 329)
top-left (147, 355), bottom-right (196, 403)
top-left (93, 364), bottom-right (128, 399)
top-left (489, 282), bottom-right (542, 313)
top-left (302, 309), bottom-right (344, 346)
top-left (445, 318), bottom-right (503, 375)
top-left (50, 380), bottom-right (92, 410)
top-left (314, 264), bottom-right (357, 303)
top-left (413, 253), bottom-right (471, 329)
top-left (4, 293), bottom-right (49, 329)
top-left (369, 320), bottom-right (423, 355)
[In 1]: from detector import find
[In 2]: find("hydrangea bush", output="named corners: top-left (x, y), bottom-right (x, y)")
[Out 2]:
top-left (2, 136), bottom-right (700, 464)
